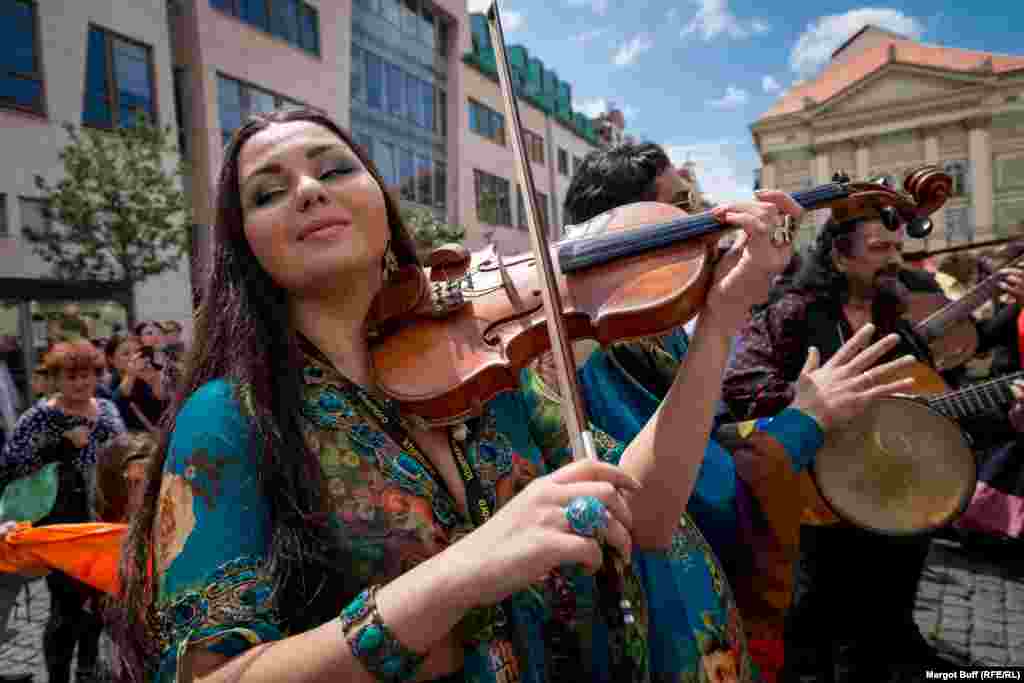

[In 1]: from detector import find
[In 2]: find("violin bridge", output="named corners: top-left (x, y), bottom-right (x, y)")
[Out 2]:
top-left (496, 251), bottom-right (525, 312)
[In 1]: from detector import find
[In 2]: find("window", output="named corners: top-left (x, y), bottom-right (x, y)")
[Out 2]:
top-left (945, 206), bottom-right (972, 243)
top-left (475, 170), bottom-right (511, 225)
top-left (351, 45), bottom-right (366, 102)
top-left (422, 79), bottom-right (434, 132)
top-left (173, 67), bottom-right (189, 157)
top-left (83, 27), bottom-right (156, 129)
top-left (386, 63), bottom-right (404, 117)
top-left (381, 0), bottom-right (400, 25)
top-left (399, 148), bottom-right (416, 201)
top-left (366, 52), bottom-right (383, 109)
top-left (0, 195), bottom-right (7, 236)
top-left (405, 73), bottom-right (420, 126)
top-left (374, 140), bottom-right (397, 188)
top-left (469, 99), bottom-right (504, 145)
top-left (434, 161), bottom-right (446, 210)
top-left (1, 0), bottom-right (44, 114)
top-left (217, 74), bottom-right (301, 146)
top-left (212, 0), bottom-right (320, 56)
top-left (437, 88), bottom-right (446, 137)
top-left (572, 155), bottom-right (582, 176)
top-left (19, 197), bottom-right (49, 236)
top-left (416, 154), bottom-right (432, 207)
top-left (401, 0), bottom-right (419, 36)
top-left (516, 184), bottom-right (549, 232)
top-left (943, 160), bottom-right (970, 197)
top-left (523, 129), bottom-right (544, 165)
top-left (557, 148), bottom-right (568, 175)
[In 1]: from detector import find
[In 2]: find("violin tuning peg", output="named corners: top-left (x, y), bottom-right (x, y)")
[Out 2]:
top-left (832, 170), bottom-right (851, 183)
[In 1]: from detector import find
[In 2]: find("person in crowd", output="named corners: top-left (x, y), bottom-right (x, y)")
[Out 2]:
top-left (102, 334), bottom-right (139, 400)
top-left (0, 341), bottom-right (125, 683)
top-left (110, 106), bottom-right (867, 683)
top-left (720, 201), bottom-right (1024, 682)
top-left (113, 328), bottom-right (168, 434)
top-left (558, 142), bottom-right (915, 681)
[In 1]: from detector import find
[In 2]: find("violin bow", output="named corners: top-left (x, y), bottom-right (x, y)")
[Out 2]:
top-left (484, 1), bottom-right (634, 638)
top-left (484, 0), bottom-right (594, 460)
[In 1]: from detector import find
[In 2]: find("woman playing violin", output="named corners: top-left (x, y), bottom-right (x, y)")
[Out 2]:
top-left (117, 107), bottom-right (910, 683)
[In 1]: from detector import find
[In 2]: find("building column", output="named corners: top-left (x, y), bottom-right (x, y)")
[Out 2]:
top-left (855, 138), bottom-right (871, 180)
top-left (967, 117), bottom-right (994, 239)
top-left (813, 148), bottom-right (830, 185)
top-left (923, 129), bottom-right (946, 242)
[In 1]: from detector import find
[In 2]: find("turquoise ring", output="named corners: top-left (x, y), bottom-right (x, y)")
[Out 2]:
top-left (565, 496), bottom-right (610, 539)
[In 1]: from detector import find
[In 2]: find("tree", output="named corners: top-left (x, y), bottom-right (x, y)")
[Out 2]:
top-left (26, 114), bottom-right (191, 323)
top-left (400, 205), bottom-right (466, 252)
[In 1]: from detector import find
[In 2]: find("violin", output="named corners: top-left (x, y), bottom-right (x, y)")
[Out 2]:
top-left (370, 166), bottom-right (953, 425)
top-left (904, 250), bottom-right (1024, 371)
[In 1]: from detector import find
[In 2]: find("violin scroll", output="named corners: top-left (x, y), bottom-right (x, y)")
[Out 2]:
top-left (840, 164), bottom-right (952, 240)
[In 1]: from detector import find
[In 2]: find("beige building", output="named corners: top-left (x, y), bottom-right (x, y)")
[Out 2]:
top-left (752, 26), bottom-right (1024, 250)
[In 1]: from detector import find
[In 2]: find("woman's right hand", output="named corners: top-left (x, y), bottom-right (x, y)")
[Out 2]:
top-left (448, 459), bottom-right (639, 610)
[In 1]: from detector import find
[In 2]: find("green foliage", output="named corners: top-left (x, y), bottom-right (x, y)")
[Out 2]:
top-left (401, 205), bottom-right (466, 249)
top-left (26, 113), bottom-right (191, 284)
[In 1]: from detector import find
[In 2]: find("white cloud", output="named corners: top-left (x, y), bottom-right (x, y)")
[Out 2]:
top-left (572, 28), bottom-right (608, 43)
top-left (707, 85), bottom-right (748, 110)
top-left (681, 0), bottom-right (770, 40)
top-left (613, 34), bottom-right (653, 66)
top-left (566, 0), bottom-right (609, 15)
top-left (790, 9), bottom-right (924, 78)
top-left (571, 98), bottom-right (638, 122)
top-left (467, 0), bottom-right (523, 30)
top-left (665, 139), bottom-right (761, 205)
top-left (762, 75), bottom-right (782, 93)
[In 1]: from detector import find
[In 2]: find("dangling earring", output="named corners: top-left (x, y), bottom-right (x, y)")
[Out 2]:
top-left (382, 240), bottom-right (399, 281)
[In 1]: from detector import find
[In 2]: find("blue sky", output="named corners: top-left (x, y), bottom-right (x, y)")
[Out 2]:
top-left (471, 0), bottom-right (1024, 203)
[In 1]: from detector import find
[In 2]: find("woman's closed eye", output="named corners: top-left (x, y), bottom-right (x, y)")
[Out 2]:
top-left (249, 166), bottom-right (354, 207)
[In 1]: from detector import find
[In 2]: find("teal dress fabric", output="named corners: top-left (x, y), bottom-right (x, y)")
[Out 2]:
top-left (149, 349), bottom-right (759, 682)
top-left (577, 330), bottom-right (739, 567)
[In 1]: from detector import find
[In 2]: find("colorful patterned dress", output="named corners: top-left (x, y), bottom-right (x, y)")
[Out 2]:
top-left (150, 345), bottom-right (757, 683)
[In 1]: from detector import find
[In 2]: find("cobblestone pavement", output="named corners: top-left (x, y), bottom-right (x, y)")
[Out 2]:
top-left (1, 537), bottom-right (1022, 680)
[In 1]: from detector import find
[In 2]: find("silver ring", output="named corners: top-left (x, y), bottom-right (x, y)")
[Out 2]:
top-left (770, 215), bottom-right (795, 247)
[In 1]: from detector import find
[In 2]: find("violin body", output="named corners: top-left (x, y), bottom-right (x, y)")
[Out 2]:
top-left (905, 291), bottom-right (980, 371)
top-left (371, 202), bottom-right (714, 425)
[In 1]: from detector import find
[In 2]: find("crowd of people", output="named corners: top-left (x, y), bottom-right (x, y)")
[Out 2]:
top-left (0, 322), bottom-right (182, 683)
top-left (0, 106), bottom-right (1023, 683)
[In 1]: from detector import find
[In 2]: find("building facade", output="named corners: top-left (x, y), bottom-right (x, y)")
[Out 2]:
top-left (347, 0), bottom-right (468, 237)
top-left (0, 0), bottom-right (191, 397)
top-left (460, 13), bottom-right (601, 253)
top-left (752, 26), bottom-right (1024, 250)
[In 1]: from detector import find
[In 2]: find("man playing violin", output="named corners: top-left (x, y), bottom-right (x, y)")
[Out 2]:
top-left (721, 198), bottom-right (1024, 682)
top-left (556, 143), bottom-right (921, 681)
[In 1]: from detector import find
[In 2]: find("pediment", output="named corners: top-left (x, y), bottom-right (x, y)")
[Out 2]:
top-left (819, 69), bottom-right (980, 115)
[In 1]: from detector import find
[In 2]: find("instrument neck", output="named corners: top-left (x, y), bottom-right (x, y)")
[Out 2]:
top-left (926, 369), bottom-right (1024, 420)
top-left (917, 252), bottom-right (1024, 341)
top-left (557, 183), bottom-right (849, 273)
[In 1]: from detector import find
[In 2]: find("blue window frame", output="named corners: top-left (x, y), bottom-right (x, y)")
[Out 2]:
top-left (0, 0), bottom-right (44, 114)
top-left (82, 26), bottom-right (155, 129)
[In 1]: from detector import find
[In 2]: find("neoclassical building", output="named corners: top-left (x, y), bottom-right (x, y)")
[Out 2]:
top-left (751, 26), bottom-right (1024, 250)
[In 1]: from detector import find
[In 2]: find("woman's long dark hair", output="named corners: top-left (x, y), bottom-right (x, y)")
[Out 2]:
top-left (116, 107), bottom-right (420, 680)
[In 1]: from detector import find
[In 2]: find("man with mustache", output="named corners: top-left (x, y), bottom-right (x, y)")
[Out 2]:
top-left (720, 198), bottom-right (1024, 682)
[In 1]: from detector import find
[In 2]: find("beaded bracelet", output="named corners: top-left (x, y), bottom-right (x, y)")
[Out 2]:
top-left (339, 585), bottom-right (426, 682)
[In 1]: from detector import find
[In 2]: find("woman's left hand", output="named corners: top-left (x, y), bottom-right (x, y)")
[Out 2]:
top-left (1009, 380), bottom-right (1024, 433)
top-left (702, 190), bottom-right (803, 332)
top-left (790, 323), bottom-right (918, 431)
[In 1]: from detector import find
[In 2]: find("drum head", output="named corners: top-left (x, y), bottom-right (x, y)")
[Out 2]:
top-left (812, 396), bottom-right (976, 535)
